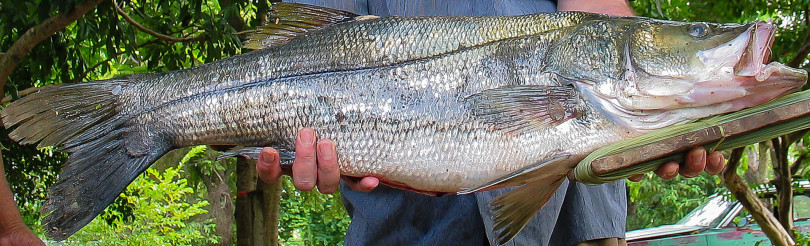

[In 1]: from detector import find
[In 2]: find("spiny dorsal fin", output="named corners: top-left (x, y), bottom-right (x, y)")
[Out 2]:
top-left (465, 84), bottom-right (582, 135)
top-left (244, 3), bottom-right (378, 49)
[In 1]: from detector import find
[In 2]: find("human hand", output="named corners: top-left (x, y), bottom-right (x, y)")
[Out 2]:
top-left (0, 223), bottom-right (44, 246)
top-left (628, 147), bottom-right (725, 181)
top-left (255, 128), bottom-right (379, 193)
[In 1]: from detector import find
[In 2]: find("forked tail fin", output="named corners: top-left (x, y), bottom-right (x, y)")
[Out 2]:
top-left (1, 78), bottom-right (171, 240)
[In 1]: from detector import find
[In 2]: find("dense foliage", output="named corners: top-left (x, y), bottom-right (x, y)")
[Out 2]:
top-left (1, 1), bottom-right (353, 243)
top-left (626, 174), bottom-right (723, 230)
top-left (69, 164), bottom-right (218, 245)
top-left (0, 0), bottom-right (261, 241)
top-left (278, 177), bottom-right (351, 245)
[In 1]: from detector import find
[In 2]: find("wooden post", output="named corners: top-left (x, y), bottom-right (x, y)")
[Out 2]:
top-left (236, 158), bottom-right (282, 246)
top-left (264, 178), bottom-right (283, 245)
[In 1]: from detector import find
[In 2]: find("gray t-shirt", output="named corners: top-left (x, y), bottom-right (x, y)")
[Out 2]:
top-left (286, 1), bottom-right (628, 245)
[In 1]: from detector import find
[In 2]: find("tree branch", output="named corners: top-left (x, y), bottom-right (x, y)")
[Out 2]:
top-left (112, 0), bottom-right (206, 43)
top-left (234, 30), bottom-right (255, 36)
top-left (219, 0), bottom-right (247, 32)
top-left (772, 137), bottom-right (795, 238)
top-left (69, 52), bottom-right (125, 84)
top-left (788, 41), bottom-right (810, 68)
top-left (0, 0), bottom-right (107, 97)
top-left (2, 39), bottom-right (161, 104)
top-left (790, 154), bottom-right (805, 177)
top-left (722, 147), bottom-right (796, 246)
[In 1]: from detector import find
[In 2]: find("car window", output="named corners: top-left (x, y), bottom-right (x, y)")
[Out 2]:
top-left (729, 194), bottom-right (775, 228)
top-left (677, 195), bottom-right (736, 227)
top-left (794, 195), bottom-right (810, 221)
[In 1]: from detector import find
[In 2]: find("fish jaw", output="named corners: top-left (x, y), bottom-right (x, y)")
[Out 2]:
top-left (683, 22), bottom-right (805, 109)
top-left (595, 21), bottom-right (807, 132)
top-left (692, 62), bottom-right (807, 112)
top-left (733, 21), bottom-right (775, 77)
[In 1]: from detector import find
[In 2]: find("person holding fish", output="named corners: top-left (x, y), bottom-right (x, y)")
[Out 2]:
top-left (9, 0), bottom-right (807, 244)
top-left (254, 0), bottom-right (726, 245)
top-left (0, 161), bottom-right (45, 245)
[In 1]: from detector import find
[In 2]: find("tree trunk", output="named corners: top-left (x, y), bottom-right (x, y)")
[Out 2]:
top-left (197, 149), bottom-right (236, 246)
top-left (743, 143), bottom-right (768, 184)
top-left (150, 147), bottom-right (236, 244)
top-left (771, 137), bottom-right (795, 239)
top-left (722, 148), bottom-right (795, 246)
top-left (236, 158), bottom-right (281, 246)
top-left (261, 180), bottom-right (282, 245)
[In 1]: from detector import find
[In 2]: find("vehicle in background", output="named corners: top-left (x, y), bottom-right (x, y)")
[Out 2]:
top-left (626, 181), bottom-right (810, 245)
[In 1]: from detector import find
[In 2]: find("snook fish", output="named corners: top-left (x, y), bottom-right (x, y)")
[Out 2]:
top-left (2, 3), bottom-right (807, 243)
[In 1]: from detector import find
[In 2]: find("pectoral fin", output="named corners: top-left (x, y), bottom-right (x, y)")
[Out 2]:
top-left (465, 84), bottom-right (582, 134)
top-left (244, 3), bottom-right (378, 49)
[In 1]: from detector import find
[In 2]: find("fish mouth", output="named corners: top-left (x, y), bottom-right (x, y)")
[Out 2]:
top-left (733, 21), bottom-right (775, 77)
top-left (602, 22), bottom-right (806, 132)
top-left (722, 22), bottom-right (806, 110)
top-left (690, 21), bottom-right (806, 109)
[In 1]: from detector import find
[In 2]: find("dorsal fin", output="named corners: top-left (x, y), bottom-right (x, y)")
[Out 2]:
top-left (244, 3), bottom-right (378, 49)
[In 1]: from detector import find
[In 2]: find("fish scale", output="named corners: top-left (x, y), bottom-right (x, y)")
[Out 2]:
top-left (147, 30), bottom-right (616, 193)
top-left (119, 13), bottom-right (591, 115)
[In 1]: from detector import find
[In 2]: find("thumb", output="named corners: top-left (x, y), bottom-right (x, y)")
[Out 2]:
top-left (342, 176), bottom-right (380, 192)
top-left (256, 148), bottom-right (283, 184)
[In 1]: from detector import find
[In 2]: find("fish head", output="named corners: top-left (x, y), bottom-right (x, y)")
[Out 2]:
top-left (584, 18), bottom-right (807, 131)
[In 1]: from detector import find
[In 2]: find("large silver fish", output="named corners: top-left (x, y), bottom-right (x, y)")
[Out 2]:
top-left (2, 3), bottom-right (806, 243)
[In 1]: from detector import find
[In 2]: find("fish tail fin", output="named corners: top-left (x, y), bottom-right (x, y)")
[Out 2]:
top-left (1, 78), bottom-right (172, 240)
top-left (3, 80), bottom-right (127, 148)
top-left (491, 169), bottom-right (569, 245)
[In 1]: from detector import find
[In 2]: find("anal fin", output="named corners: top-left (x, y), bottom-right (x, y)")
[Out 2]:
top-left (216, 146), bottom-right (295, 169)
top-left (458, 154), bottom-right (570, 194)
top-left (463, 152), bottom-right (574, 244)
top-left (492, 177), bottom-right (566, 245)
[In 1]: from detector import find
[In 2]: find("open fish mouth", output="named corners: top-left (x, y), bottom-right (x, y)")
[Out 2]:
top-left (600, 21), bottom-right (806, 132)
top-left (689, 21), bottom-right (805, 110)
top-left (734, 21), bottom-right (775, 77)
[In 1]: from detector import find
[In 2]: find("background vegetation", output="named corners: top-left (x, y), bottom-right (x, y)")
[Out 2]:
top-left (0, 0), bottom-right (808, 245)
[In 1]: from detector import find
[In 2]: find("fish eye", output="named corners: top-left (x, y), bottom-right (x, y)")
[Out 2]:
top-left (688, 23), bottom-right (709, 38)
